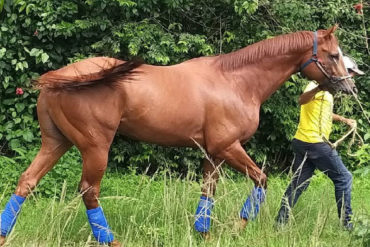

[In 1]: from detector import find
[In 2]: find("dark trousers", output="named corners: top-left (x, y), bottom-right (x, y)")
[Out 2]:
top-left (276, 139), bottom-right (353, 225)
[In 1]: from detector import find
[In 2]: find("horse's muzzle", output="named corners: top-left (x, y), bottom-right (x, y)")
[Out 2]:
top-left (329, 78), bottom-right (357, 96)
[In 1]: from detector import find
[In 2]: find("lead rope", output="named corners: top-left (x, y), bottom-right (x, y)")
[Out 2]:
top-left (321, 85), bottom-right (366, 155)
top-left (318, 92), bottom-right (335, 146)
top-left (343, 79), bottom-right (367, 156)
top-left (318, 92), bottom-right (324, 141)
top-left (319, 91), bottom-right (344, 148)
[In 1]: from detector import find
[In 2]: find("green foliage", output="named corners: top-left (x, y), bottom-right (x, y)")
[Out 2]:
top-left (353, 214), bottom-right (370, 246)
top-left (109, 139), bottom-right (203, 176)
top-left (234, 0), bottom-right (259, 15)
top-left (0, 0), bottom-right (369, 185)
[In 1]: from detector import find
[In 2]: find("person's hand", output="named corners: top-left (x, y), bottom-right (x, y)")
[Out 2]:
top-left (343, 118), bottom-right (356, 128)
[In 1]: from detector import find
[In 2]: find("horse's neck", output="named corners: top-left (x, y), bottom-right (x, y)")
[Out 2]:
top-left (228, 53), bottom-right (303, 103)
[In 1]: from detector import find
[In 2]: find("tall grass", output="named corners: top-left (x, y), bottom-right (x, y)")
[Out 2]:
top-left (1, 171), bottom-right (369, 247)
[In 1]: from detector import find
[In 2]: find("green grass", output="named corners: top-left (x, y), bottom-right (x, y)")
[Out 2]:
top-left (1, 172), bottom-right (370, 247)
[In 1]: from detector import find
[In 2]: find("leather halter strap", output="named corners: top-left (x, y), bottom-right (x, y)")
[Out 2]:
top-left (300, 31), bottom-right (318, 72)
top-left (299, 31), bottom-right (352, 84)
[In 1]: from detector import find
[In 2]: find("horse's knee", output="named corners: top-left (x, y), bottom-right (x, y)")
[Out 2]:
top-left (15, 172), bottom-right (38, 197)
top-left (259, 172), bottom-right (268, 189)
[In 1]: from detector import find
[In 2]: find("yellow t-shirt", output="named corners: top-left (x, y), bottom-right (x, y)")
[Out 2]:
top-left (294, 81), bottom-right (333, 143)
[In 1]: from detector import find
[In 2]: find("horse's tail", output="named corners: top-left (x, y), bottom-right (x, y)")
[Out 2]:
top-left (35, 58), bottom-right (143, 90)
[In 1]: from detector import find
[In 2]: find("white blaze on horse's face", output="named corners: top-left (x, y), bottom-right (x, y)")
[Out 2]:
top-left (338, 47), bottom-right (344, 59)
top-left (331, 47), bottom-right (342, 66)
top-left (337, 46), bottom-right (359, 94)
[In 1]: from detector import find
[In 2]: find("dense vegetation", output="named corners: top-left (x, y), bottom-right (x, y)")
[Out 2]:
top-left (0, 0), bottom-right (369, 194)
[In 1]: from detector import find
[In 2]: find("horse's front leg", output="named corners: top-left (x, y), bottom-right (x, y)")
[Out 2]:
top-left (79, 146), bottom-right (121, 247)
top-left (214, 140), bottom-right (267, 230)
top-left (194, 158), bottom-right (221, 239)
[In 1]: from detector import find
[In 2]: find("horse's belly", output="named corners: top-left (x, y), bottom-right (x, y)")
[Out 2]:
top-left (117, 117), bottom-right (204, 147)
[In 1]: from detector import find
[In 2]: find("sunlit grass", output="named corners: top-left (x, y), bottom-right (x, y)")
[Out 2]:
top-left (1, 172), bottom-right (369, 247)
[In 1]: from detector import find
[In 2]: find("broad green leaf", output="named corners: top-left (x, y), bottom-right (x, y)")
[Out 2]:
top-left (22, 130), bottom-right (34, 142)
top-left (0, 47), bottom-right (6, 58)
top-left (9, 139), bottom-right (21, 149)
top-left (41, 53), bottom-right (49, 63)
top-left (29, 48), bottom-right (40, 56)
top-left (15, 103), bottom-right (25, 112)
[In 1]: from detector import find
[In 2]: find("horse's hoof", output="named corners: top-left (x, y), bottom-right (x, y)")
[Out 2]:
top-left (109, 240), bottom-right (122, 247)
top-left (233, 218), bottom-right (248, 232)
top-left (0, 236), bottom-right (5, 246)
top-left (200, 232), bottom-right (211, 241)
top-left (240, 218), bottom-right (248, 229)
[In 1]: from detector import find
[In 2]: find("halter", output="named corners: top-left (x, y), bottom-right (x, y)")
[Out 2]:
top-left (299, 31), bottom-right (352, 84)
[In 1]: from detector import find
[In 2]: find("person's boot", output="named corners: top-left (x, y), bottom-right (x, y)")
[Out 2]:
top-left (274, 207), bottom-right (289, 230)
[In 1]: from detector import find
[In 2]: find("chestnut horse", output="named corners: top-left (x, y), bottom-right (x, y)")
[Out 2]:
top-left (0, 26), bottom-right (356, 246)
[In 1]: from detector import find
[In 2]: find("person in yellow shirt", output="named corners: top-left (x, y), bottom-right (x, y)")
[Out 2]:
top-left (275, 56), bottom-right (364, 230)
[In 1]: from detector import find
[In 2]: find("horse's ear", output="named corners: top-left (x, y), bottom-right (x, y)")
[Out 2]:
top-left (324, 24), bottom-right (338, 37)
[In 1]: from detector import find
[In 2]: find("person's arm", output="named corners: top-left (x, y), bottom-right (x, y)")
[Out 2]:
top-left (332, 113), bottom-right (356, 127)
top-left (298, 86), bottom-right (321, 105)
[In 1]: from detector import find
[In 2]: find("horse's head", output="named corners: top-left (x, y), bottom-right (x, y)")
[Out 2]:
top-left (300, 25), bottom-right (357, 95)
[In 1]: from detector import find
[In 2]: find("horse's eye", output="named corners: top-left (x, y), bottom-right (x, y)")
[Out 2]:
top-left (329, 54), bottom-right (339, 61)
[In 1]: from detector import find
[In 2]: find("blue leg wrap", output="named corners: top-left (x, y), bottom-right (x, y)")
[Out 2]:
top-left (240, 186), bottom-right (265, 220)
top-left (1, 194), bottom-right (26, 236)
top-left (194, 196), bottom-right (214, 233)
top-left (86, 207), bottom-right (114, 244)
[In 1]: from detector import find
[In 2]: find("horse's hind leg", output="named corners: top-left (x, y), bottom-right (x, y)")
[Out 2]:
top-left (46, 90), bottom-right (123, 246)
top-left (77, 144), bottom-right (121, 247)
top-left (0, 111), bottom-right (72, 245)
top-left (194, 158), bottom-right (221, 239)
top-left (201, 158), bottom-right (221, 198)
top-left (15, 138), bottom-right (72, 197)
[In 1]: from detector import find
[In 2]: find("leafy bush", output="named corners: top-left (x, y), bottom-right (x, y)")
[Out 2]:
top-left (0, 0), bottom-right (369, 188)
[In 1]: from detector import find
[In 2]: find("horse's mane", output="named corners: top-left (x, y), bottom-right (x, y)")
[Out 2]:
top-left (217, 31), bottom-right (314, 70)
top-left (35, 58), bottom-right (143, 90)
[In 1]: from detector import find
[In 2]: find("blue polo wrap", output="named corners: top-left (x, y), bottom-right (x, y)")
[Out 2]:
top-left (194, 196), bottom-right (214, 233)
top-left (86, 207), bottom-right (114, 244)
top-left (1, 194), bottom-right (26, 236)
top-left (240, 186), bottom-right (265, 220)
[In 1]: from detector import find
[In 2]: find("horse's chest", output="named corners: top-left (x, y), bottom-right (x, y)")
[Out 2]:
top-left (238, 109), bottom-right (260, 139)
